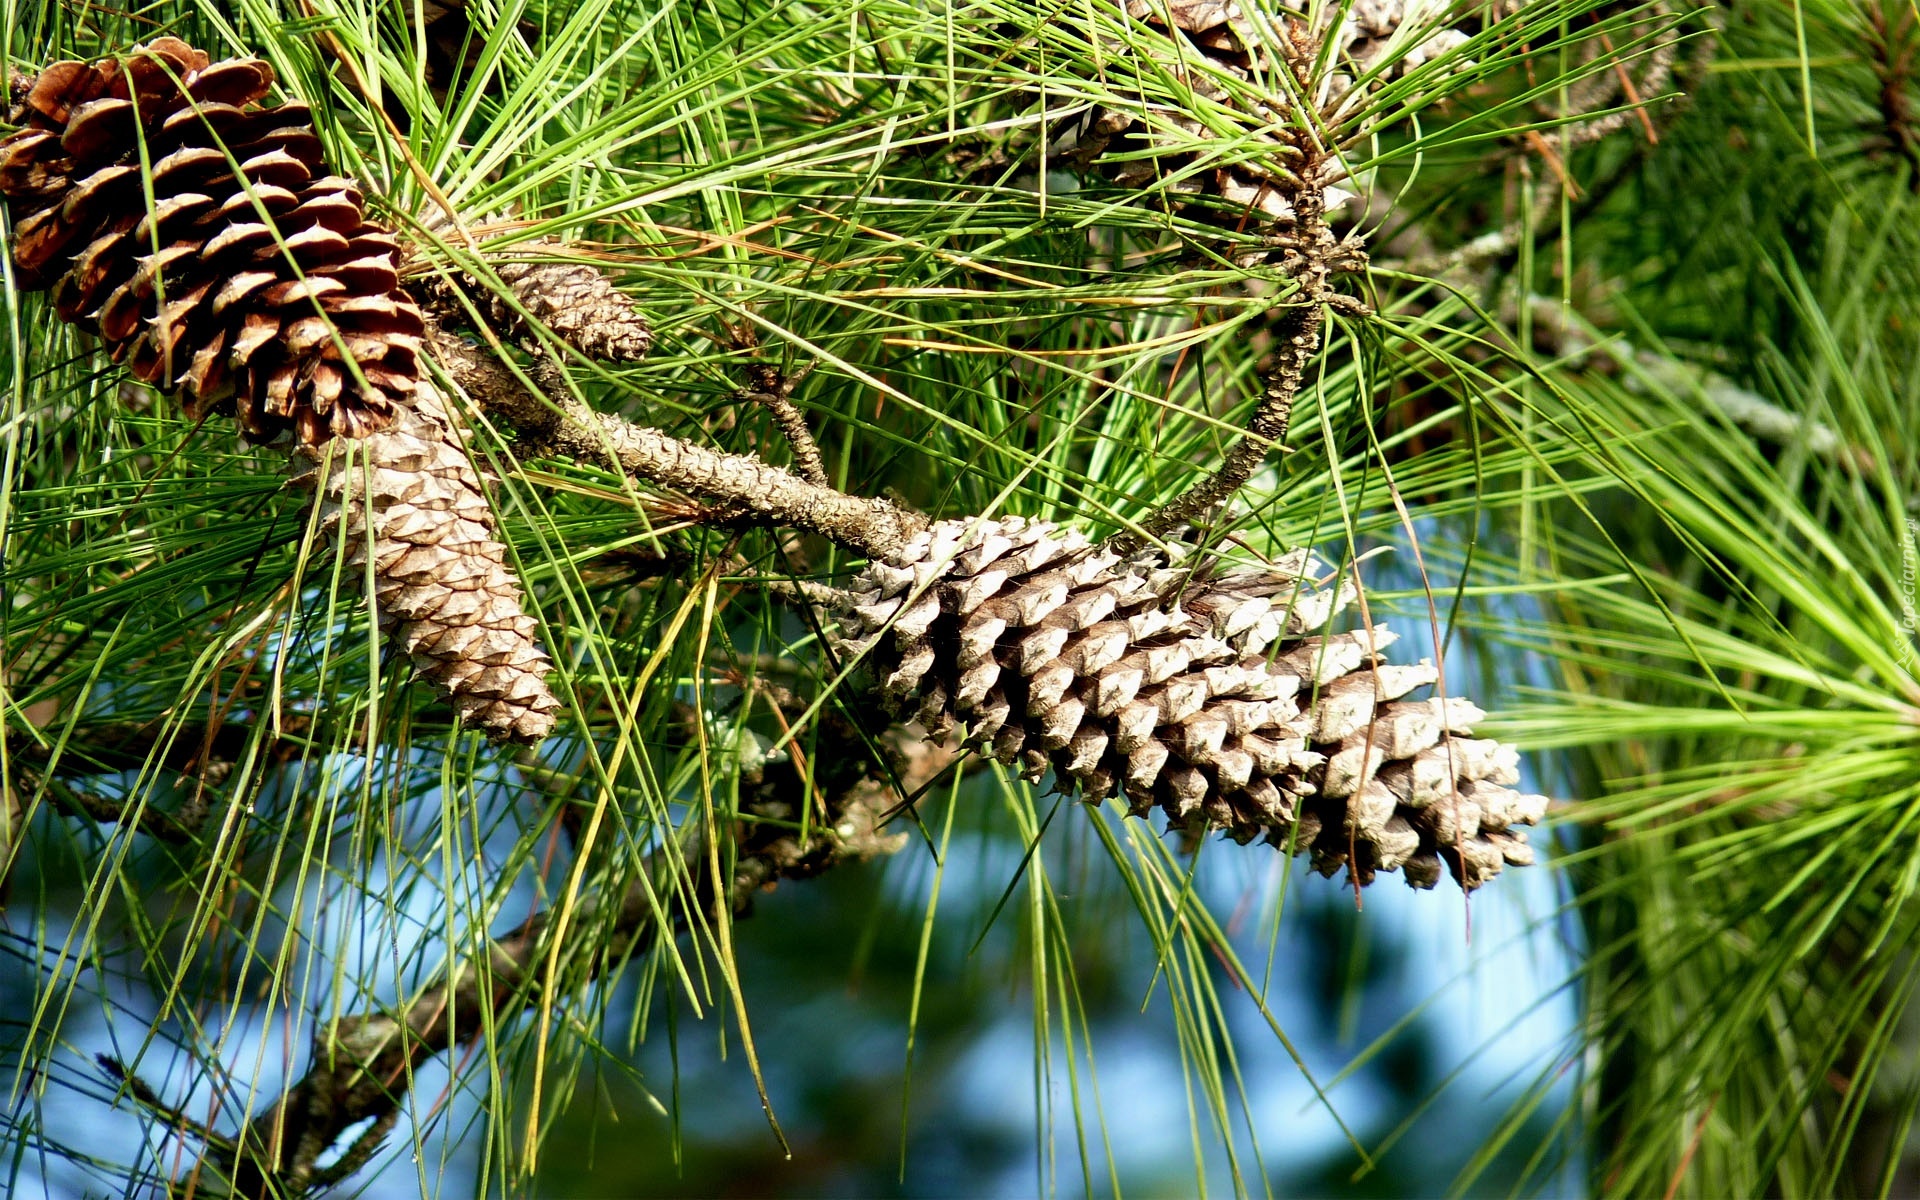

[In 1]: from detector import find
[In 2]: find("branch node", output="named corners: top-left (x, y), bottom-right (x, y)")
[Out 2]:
top-left (728, 322), bottom-right (830, 487)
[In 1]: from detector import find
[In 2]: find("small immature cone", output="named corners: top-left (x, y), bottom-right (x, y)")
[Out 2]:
top-left (0, 39), bottom-right (426, 443)
top-left (414, 219), bottom-right (652, 362)
top-left (480, 247), bottom-right (652, 361)
top-left (290, 380), bottom-right (560, 743)
top-left (833, 516), bottom-right (1547, 890)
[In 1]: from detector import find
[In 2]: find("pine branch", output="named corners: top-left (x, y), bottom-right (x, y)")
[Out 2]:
top-left (1540, 0), bottom-right (1682, 148)
top-left (728, 323), bottom-right (827, 487)
top-left (29, 771), bottom-right (222, 845)
top-left (426, 326), bottom-right (928, 559)
top-left (1515, 295), bottom-right (1869, 467)
top-left (741, 372), bottom-right (830, 485)
top-left (207, 723), bottom-right (941, 1197)
top-left (1126, 209), bottom-right (1366, 545)
top-left (1128, 301), bottom-right (1324, 543)
top-left (2, 716), bottom-right (281, 857)
top-left (94, 1054), bottom-right (237, 1155)
top-left (1866, 1), bottom-right (1920, 190)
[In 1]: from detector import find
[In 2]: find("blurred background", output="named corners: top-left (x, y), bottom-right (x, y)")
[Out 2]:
top-left (10, 2), bottom-right (1920, 1197)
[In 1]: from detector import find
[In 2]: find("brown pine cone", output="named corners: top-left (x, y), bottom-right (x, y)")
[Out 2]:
top-left (0, 38), bottom-right (424, 443)
top-left (833, 516), bottom-right (1546, 891)
top-left (290, 376), bottom-right (560, 744)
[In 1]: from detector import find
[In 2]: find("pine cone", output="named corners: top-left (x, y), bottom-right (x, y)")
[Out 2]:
top-left (1334, 1), bottom-right (1475, 77)
top-left (1053, 0), bottom-right (1310, 230)
top-left (832, 516), bottom-right (1546, 891)
top-left (290, 377), bottom-right (560, 743)
top-left (413, 216), bottom-right (652, 363)
top-left (1044, 2), bottom-right (1472, 238)
top-left (0, 38), bottom-right (424, 443)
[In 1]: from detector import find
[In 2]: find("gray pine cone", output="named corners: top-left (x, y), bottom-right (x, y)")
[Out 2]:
top-left (291, 380), bottom-right (560, 743)
top-left (832, 516), bottom-right (1546, 890)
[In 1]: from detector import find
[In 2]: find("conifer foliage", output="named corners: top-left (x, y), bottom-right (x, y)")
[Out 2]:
top-left (10, 2), bottom-right (1816, 1197)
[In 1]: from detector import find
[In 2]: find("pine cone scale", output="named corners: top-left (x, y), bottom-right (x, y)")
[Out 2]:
top-left (23, 60), bottom-right (94, 123)
top-left (0, 132), bottom-right (69, 202)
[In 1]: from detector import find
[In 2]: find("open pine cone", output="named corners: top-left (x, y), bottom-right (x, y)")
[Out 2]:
top-left (0, 38), bottom-right (424, 443)
top-left (2, 38), bottom-right (561, 742)
top-left (833, 516), bottom-right (1546, 890)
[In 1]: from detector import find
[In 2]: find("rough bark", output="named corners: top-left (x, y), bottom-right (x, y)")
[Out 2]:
top-left (426, 327), bottom-right (928, 560)
top-left (1130, 302), bottom-right (1325, 542)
